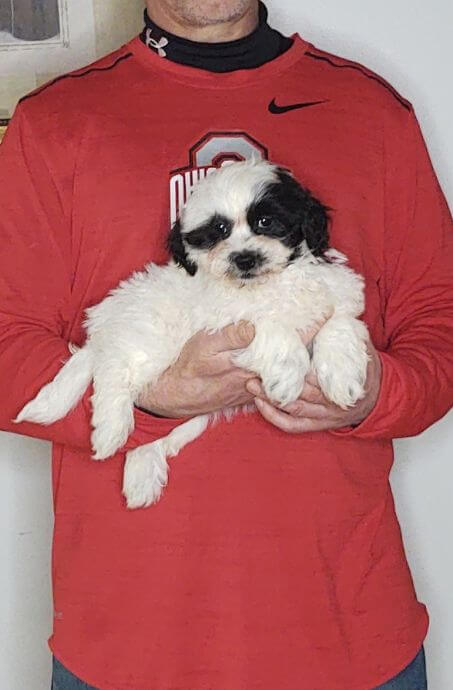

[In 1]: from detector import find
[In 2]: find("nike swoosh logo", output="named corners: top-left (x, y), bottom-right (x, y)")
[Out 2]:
top-left (268, 98), bottom-right (329, 114)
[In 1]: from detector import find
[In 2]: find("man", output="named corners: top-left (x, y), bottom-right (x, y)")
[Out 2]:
top-left (1, 1), bottom-right (451, 688)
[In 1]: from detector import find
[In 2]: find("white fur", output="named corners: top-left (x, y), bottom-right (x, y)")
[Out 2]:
top-left (14, 160), bottom-right (369, 509)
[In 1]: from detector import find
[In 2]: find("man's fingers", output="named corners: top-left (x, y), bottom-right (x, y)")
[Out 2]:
top-left (299, 382), bottom-right (327, 405)
top-left (254, 397), bottom-right (334, 433)
top-left (208, 321), bottom-right (255, 353)
top-left (254, 397), bottom-right (300, 432)
top-left (209, 352), bottom-right (257, 377)
top-left (246, 378), bottom-right (265, 397)
top-left (246, 378), bottom-right (326, 407)
top-left (304, 370), bottom-right (320, 387)
top-left (281, 400), bottom-right (330, 419)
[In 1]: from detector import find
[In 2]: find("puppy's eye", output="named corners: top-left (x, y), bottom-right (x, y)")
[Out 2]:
top-left (257, 216), bottom-right (273, 229)
top-left (214, 221), bottom-right (230, 236)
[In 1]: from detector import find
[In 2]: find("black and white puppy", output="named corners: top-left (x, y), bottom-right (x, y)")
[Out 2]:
top-left (15, 160), bottom-right (369, 509)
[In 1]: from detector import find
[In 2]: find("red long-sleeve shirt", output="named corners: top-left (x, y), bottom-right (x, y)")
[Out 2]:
top-left (1, 34), bottom-right (452, 690)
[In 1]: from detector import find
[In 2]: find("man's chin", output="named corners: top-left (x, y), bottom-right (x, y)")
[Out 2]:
top-left (173, 0), bottom-right (252, 28)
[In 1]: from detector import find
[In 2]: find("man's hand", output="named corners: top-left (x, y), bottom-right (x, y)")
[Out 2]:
top-left (246, 338), bottom-right (382, 433)
top-left (137, 322), bottom-right (256, 418)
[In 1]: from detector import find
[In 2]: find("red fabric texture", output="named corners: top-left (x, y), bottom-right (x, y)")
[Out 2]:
top-left (1, 34), bottom-right (452, 689)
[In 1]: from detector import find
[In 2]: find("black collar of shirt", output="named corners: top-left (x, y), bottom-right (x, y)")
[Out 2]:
top-left (139, 2), bottom-right (293, 73)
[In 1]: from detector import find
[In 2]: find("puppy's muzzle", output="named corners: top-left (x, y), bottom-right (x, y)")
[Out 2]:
top-left (229, 251), bottom-right (265, 274)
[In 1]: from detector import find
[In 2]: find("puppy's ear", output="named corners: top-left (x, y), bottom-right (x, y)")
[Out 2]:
top-left (275, 168), bottom-right (330, 257)
top-left (300, 192), bottom-right (330, 257)
top-left (167, 220), bottom-right (198, 276)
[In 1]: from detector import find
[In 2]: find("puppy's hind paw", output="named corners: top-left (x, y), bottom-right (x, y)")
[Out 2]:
top-left (91, 423), bottom-right (125, 460)
top-left (122, 442), bottom-right (169, 509)
top-left (13, 391), bottom-right (57, 425)
top-left (91, 407), bottom-right (134, 460)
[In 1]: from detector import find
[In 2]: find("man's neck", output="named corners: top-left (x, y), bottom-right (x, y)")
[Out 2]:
top-left (145, 2), bottom-right (259, 43)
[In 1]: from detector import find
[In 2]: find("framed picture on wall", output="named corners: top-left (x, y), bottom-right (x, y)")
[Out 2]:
top-left (0, 0), bottom-right (97, 122)
top-left (0, 0), bottom-right (68, 47)
top-left (0, 118), bottom-right (7, 143)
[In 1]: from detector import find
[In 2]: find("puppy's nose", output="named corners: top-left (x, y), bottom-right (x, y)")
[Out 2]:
top-left (230, 251), bottom-right (259, 272)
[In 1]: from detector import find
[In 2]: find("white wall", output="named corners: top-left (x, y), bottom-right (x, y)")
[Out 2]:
top-left (0, 1), bottom-right (451, 688)
top-left (0, 0), bottom-right (97, 118)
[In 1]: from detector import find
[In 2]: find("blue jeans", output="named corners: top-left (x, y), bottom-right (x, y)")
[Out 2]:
top-left (375, 647), bottom-right (427, 689)
top-left (51, 647), bottom-right (427, 689)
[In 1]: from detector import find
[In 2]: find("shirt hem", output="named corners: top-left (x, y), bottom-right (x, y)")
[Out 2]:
top-left (362, 609), bottom-right (429, 689)
top-left (48, 608), bottom-right (429, 690)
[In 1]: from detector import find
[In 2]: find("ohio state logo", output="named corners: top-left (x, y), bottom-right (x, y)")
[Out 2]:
top-left (169, 131), bottom-right (268, 225)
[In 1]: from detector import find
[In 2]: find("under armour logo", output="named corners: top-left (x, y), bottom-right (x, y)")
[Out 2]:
top-left (145, 28), bottom-right (169, 58)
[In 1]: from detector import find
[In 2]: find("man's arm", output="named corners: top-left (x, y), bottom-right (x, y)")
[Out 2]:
top-left (249, 108), bottom-right (453, 438)
top-left (337, 108), bottom-right (453, 439)
top-left (0, 105), bottom-right (194, 451)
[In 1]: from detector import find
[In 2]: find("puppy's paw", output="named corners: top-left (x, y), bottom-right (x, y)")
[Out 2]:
top-left (14, 398), bottom-right (47, 425)
top-left (312, 337), bottom-right (369, 409)
top-left (13, 384), bottom-right (60, 425)
top-left (163, 436), bottom-right (184, 458)
top-left (122, 442), bottom-right (169, 509)
top-left (261, 349), bottom-right (310, 407)
top-left (316, 364), bottom-right (366, 409)
top-left (91, 402), bottom-right (134, 460)
top-left (232, 323), bottom-right (310, 406)
top-left (91, 422), bottom-right (125, 460)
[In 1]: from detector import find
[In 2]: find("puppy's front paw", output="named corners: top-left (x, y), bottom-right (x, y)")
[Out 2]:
top-left (315, 362), bottom-right (367, 409)
top-left (312, 330), bottom-right (369, 409)
top-left (261, 349), bottom-right (310, 407)
top-left (233, 323), bottom-right (310, 407)
top-left (122, 442), bottom-right (169, 509)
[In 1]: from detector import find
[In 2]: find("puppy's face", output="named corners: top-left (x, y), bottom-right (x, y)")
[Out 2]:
top-left (168, 160), bottom-right (329, 284)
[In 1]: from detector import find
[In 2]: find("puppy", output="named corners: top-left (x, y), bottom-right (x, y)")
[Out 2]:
top-left (15, 159), bottom-right (369, 509)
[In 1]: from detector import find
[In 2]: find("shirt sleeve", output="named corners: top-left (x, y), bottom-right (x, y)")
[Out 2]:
top-left (0, 105), bottom-right (184, 453)
top-left (332, 107), bottom-right (453, 441)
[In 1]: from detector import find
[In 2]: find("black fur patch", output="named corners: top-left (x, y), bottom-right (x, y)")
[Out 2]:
top-left (167, 220), bottom-right (198, 275)
top-left (185, 214), bottom-right (233, 249)
top-left (247, 169), bottom-right (330, 257)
